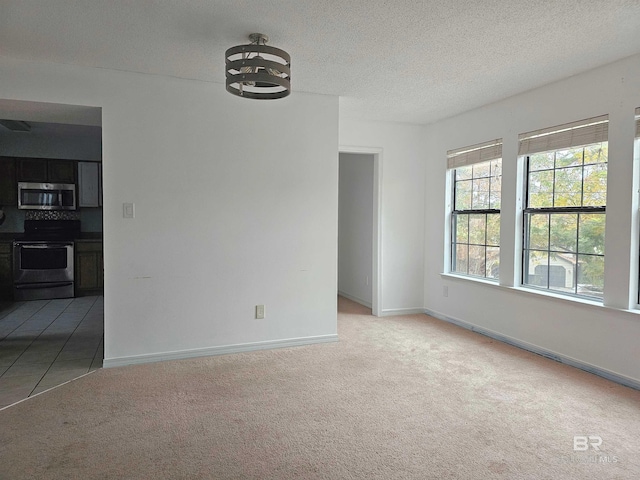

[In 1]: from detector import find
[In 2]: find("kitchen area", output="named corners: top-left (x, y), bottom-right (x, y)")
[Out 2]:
top-left (0, 108), bottom-right (104, 408)
top-left (0, 157), bottom-right (103, 300)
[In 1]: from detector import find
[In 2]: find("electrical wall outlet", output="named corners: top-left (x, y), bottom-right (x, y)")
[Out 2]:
top-left (443, 286), bottom-right (449, 298)
top-left (255, 305), bottom-right (265, 319)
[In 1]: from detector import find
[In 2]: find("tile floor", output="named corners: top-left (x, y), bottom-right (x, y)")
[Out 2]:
top-left (0, 296), bottom-right (103, 409)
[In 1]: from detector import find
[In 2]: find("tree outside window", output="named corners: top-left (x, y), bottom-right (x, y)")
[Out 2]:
top-left (452, 158), bottom-right (501, 280)
top-left (523, 143), bottom-right (607, 299)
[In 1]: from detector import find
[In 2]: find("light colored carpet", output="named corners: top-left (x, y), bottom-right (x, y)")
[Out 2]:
top-left (1, 296), bottom-right (639, 479)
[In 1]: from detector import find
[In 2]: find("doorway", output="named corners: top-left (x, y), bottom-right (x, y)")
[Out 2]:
top-left (0, 99), bottom-right (104, 408)
top-left (338, 149), bottom-right (382, 316)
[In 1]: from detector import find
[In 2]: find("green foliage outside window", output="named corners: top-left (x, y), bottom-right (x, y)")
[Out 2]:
top-left (524, 143), bottom-right (607, 299)
top-left (452, 159), bottom-right (501, 279)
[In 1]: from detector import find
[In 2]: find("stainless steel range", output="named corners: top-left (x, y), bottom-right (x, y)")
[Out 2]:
top-left (13, 220), bottom-right (80, 301)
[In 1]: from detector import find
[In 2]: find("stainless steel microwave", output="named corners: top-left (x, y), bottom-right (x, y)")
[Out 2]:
top-left (17, 182), bottom-right (77, 210)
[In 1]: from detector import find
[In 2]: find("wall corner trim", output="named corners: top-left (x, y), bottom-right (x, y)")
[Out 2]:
top-left (423, 308), bottom-right (640, 391)
top-left (103, 334), bottom-right (339, 368)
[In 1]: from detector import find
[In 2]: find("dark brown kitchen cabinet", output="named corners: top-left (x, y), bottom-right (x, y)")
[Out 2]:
top-left (47, 160), bottom-right (76, 183)
top-left (17, 158), bottom-right (48, 182)
top-left (17, 158), bottom-right (76, 183)
top-left (0, 157), bottom-right (17, 206)
top-left (75, 241), bottom-right (103, 296)
top-left (0, 242), bottom-right (12, 300)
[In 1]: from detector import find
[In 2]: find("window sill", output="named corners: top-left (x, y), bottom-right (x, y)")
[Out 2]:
top-left (440, 273), bottom-right (500, 288)
top-left (440, 272), bottom-right (640, 315)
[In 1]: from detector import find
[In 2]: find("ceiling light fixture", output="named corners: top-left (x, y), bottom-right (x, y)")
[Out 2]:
top-left (225, 33), bottom-right (291, 100)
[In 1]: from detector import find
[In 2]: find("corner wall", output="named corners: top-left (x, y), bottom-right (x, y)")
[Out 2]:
top-left (0, 56), bottom-right (339, 365)
top-left (424, 54), bottom-right (640, 385)
top-left (339, 119), bottom-right (427, 314)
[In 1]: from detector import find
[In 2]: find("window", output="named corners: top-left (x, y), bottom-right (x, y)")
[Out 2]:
top-left (520, 116), bottom-right (608, 299)
top-left (448, 140), bottom-right (502, 279)
top-left (636, 107), bottom-right (640, 304)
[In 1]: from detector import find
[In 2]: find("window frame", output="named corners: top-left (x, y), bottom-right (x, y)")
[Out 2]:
top-left (635, 107), bottom-right (640, 306)
top-left (450, 158), bottom-right (502, 280)
top-left (521, 144), bottom-right (607, 300)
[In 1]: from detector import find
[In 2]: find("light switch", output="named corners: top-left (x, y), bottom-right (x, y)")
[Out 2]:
top-left (123, 203), bottom-right (135, 218)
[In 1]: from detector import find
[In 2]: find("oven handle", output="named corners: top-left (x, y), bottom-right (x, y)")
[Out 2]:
top-left (16, 243), bottom-right (72, 249)
top-left (15, 281), bottom-right (73, 290)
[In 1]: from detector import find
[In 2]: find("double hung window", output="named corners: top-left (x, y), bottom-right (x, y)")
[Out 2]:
top-left (520, 116), bottom-right (608, 299)
top-left (636, 108), bottom-right (640, 303)
top-left (448, 140), bottom-right (502, 279)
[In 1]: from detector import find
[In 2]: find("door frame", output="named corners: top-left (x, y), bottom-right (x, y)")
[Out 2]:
top-left (338, 146), bottom-right (383, 316)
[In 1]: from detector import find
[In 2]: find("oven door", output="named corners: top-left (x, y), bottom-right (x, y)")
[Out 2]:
top-left (13, 242), bottom-right (74, 284)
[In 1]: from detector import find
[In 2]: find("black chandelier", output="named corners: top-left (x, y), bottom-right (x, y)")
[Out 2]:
top-left (225, 33), bottom-right (291, 100)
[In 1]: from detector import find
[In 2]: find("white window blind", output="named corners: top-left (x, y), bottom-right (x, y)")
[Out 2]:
top-left (447, 139), bottom-right (502, 170)
top-left (518, 115), bottom-right (609, 156)
top-left (635, 107), bottom-right (640, 138)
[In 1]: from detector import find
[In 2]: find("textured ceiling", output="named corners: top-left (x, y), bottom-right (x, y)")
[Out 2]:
top-left (1, 0), bottom-right (639, 125)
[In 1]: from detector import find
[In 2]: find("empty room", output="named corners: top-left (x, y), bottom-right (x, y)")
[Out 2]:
top-left (1, 1), bottom-right (640, 478)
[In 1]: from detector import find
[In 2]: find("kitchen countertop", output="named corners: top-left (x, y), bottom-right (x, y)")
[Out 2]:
top-left (76, 233), bottom-right (103, 241)
top-left (0, 232), bottom-right (103, 242)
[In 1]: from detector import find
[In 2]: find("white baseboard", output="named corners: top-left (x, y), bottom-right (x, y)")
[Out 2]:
top-left (338, 290), bottom-right (372, 308)
top-left (381, 307), bottom-right (425, 316)
top-left (337, 292), bottom-right (423, 316)
top-left (103, 334), bottom-right (338, 369)
top-left (423, 308), bottom-right (640, 391)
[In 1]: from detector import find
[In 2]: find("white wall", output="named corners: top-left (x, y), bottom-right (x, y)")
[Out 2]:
top-left (339, 119), bottom-right (426, 314)
top-left (424, 53), bottom-right (640, 385)
top-left (338, 153), bottom-right (374, 307)
top-left (0, 56), bottom-right (339, 365)
top-left (0, 124), bottom-right (102, 161)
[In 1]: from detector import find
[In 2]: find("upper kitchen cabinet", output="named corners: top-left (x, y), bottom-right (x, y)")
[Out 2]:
top-left (78, 161), bottom-right (102, 207)
top-left (48, 160), bottom-right (76, 183)
top-left (17, 158), bottom-right (47, 182)
top-left (17, 158), bottom-right (76, 183)
top-left (0, 157), bottom-right (17, 205)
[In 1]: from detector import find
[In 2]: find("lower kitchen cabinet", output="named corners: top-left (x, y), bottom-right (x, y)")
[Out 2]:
top-left (75, 241), bottom-right (103, 296)
top-left (0, 242), bottom-right (13, 300)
